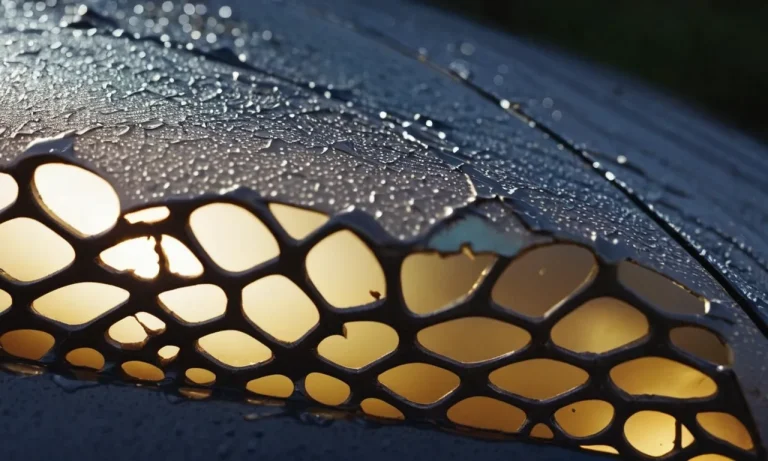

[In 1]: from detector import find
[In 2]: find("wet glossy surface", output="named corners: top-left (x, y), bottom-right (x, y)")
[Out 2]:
top-left (0, 0), bottom-right (766, 459)
top-left (0, 371), bottom-right (608, 461)
top-left (311, 0), bottom-right (768, 331)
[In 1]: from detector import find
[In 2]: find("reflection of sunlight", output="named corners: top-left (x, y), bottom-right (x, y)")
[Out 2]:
top-left (492, 245), bottom-right (596, 318)
top-left (624, 411), bottom-right (693, 457)
top-left (186, 368), bottom-right (216, 386)
top-left (551, 297), bottom-right (648, 354)
top-left (618, 261), bottom-right (708, 314)
top-left (696, 412), bottom-right (754, 450)
top-left (269, 203), bottom-right (328, 239)
top-left (135, 312), bottom-right (166, 334)
top-left (100, 237), bottom-right (159, 279)
top-left (448, 396), bottom-right (526, 433)
top-left (161, 235), bottom-right (203, 277)
top-left (243, 275), bottom-right (319, 343)
top-left (0, 218), bottom-right (75, 282)
top-left (530, 424), bottom-right (554, 439)
top-left (417, 317), bottom-right (529, 363)
top-left (305, 373), bottom-right (350, 406)
top-left (157, 345), bottom-right (180, 365)
top-left (307, 230), bottom-right (385, 308)
top-left (0, 289), bottom-right (11, 314)
top-left (0, 173), bottom-right (18, 212)
top-left (158, 284), bottom-right (226, 324)
top-left (190, 203), bottom-right (279, 272)
top-left (66, 348), bottom-right (105, 370)
top-left (555, 400), bottom-right (615, 438)
top-left (124, 206), bottom-right (170, 224)
top-left (401, 250), bottom-right (495, 315)
top-left (34, 163), bottom-right (120, 237)
top-left (246, 375), bottom-right (294, 398)
top-left (0, 329), bottom-right (55, 360)
top-left (610, 357), bottom-right (717, 398)
top-left (33, 282), bottom-right (129, 326)
top-left (360, 398), bottom-right (404, 420)
top-left (122, 361), bottom-right (164, 381)
top-left (197, 330), bottom-right (272, 367)
top-left (0, 158), bottom-right (751, 457)
top-left (670, 326), bottom-right (731, 366)
top-left (317, 322), bottom-right (398, 369)
top-left (108, 316), bottom-right (149, 349)
top-left (378, 363), bottom-right (459, 405)
top-left (490, 359), bottom-right (588, 400)
top-left (100, 235), bottom-right (203, 279)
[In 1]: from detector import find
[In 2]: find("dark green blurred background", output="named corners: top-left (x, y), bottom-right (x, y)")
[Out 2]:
top-left (432, 0), bottom-right (768, 141)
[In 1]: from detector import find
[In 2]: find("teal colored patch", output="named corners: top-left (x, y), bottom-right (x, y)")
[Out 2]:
top-left (427, 215), bottom-right (535, 257)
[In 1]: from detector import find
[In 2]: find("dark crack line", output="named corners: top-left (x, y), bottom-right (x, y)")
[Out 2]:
top-left (514, 110), bottom-right (768, 338)
top-left (304, 8), bottom-right (768, 338)
top-left (14, 0), bottom-right (768, 336)
top-left (502, 39), bottom-right (768, 186)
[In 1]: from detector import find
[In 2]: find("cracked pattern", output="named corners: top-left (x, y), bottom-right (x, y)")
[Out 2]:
top-left (0, 153), bottom-right (762, 460)
top-left (0, 0), bottom-right (765, 458)
top-left (299, 0), bottom-right (768, 329)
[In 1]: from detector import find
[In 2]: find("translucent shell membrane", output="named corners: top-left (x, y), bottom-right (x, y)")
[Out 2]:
top-left (0, 161), bottom-right (758, 461)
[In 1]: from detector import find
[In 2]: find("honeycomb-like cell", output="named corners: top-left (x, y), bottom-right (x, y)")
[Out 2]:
top-left (197, 330), bottom-right (271, 368)
top-left (696, 412), bottom-right (753, 450)
top-left (100, 236), bottom-right (159, 279)
top-left (378, 363), bottom-right (459, 405)
top-left (530, 424), bottom-right (554, 439)
top-left (100, 235), bottom-right (204, 280)
top-left (157, 345), bottom-right (180, 365)
top-left (135, 312), bottom-right (166, 335)
top-left (161, 235), bottom-right (204, 277)
top-left (624, 411), bottom-right (694, 457)
top-left (551, 297), bottom-right (648, 354)
top-left (0, 329), bottom-right (54, 360)
top-left (401, 250), bottom-right (496, 315)
top-left (158, 284), bottom-right (227, 324)
top-left (618, 261), bottom-right (708, 315)
top-left (555, 400), bottom-right (614, 438)
top-left (122, 361), bottom-right (164, 382)
top-left (304, 373), bottom-right (350, 406)
top-left (610, 357), bottom-right (717, 398)
top-left (0, 160), bottom-right (757, 460)
top-left (492, 245), bottom-right (596, 317)
top-left (185, 368), bottom-right (216, 386)
top-left (0, 218), bottom-right (75, 282)
top-left (447, 397), bottom-right (526, 433)
top-left (360, 398), bottom-right (404, 420)
top-left (242, 275), bottom-right (319, 344)
top-left (108, 316), bottom-right (149, 350)
top-left (65, 348), bottom-right (105, 370)
top-left (489, 359), bottom-right (588, 400)
top-left (33, 283), bottom-right (129, 326)
top-left (269, 203), bottom-right (329, 240)
top-left (34, 163), bottom-right (121, 237)
top-left (124, 206), bottom-right (170, 224)
top-left (306, 230), bottom-right (385, 308)
top-left (417, 317), bottom-right (530, 363)
top-left (246, 375), bottom-right (294, 398)
top-left (0, 289), bottom-right (11, 315)
top-left (670, 327), bottom-right (731, 366)
top-left (0, 172), bottom-right (18, 212)
top-left (190, 203), bottom-right (279, 272)
top-left (318, 322), bottom-right (398, 370)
